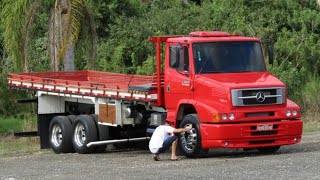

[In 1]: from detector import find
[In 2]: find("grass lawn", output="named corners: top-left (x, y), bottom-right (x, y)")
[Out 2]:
top-left (0, 116), bottom-right (43, 157)
top-left (303, 121), bottom-right (320, 134)
top-left (0, 135), bottom-right (43, 157)
top-left (0, 116), bottom-right (24, 134)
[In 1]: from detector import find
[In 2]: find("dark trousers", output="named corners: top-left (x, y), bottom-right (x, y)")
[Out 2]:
top-left (157, 136), bottom-right (177, 154)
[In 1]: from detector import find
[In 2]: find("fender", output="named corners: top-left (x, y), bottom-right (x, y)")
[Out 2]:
top-left (167, 99), bottom-right (226, 123)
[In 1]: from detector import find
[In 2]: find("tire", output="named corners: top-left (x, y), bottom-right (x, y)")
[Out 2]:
top-left (67, 115), bottom-right (78, 153)
top-left (49, 116), bottom-right (73, 154)
top-left (257, 146), bottom-right (280, 154)
top-left (72, 115), bottom-right (98, 154)
top-left (67, 115), bottom-right (77, 124)
top-left (178, 114), bottom-right (208, 158)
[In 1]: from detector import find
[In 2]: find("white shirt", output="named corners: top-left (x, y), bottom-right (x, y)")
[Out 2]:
top-left (149, 125), bottom-right (175, 153)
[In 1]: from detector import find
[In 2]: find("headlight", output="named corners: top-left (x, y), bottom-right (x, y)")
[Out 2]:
top-left (221, 114), bottom-right (228, 120)
top-left (292, 110), bottom-right (298, 116)
top-left (229, 114), bottom-right (235, 120)
top-left (286, 110), bottom-right (292, 117)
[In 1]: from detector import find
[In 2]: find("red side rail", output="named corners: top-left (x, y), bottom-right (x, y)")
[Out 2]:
top-left (8, 70), bottom-right (158, 101)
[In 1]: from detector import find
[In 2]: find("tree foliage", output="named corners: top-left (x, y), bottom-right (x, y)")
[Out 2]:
top-left (0, 0), bottom-right (97, 72)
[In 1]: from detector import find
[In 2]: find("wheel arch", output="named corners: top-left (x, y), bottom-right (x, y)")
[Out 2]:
top-left (175, 104), bottom-right (197, 127)
top-left (167, 99), bottom-right (220, 126)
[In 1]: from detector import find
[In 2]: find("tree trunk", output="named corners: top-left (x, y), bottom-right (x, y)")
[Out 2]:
top-left (63, 44), bottom-right (75, 71)
top-left (48, 0), bottom-right (62, 71)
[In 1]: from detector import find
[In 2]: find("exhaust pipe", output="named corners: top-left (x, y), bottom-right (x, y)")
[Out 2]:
top-left (87, 137), bottom-right (150, 148)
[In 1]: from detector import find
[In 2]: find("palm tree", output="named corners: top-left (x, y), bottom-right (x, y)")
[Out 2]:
top-left (0, 0), bottom-right (97, 72)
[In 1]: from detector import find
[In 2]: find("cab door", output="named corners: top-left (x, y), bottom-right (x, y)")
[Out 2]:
top-left (164, 45), bottom-right (192, 115)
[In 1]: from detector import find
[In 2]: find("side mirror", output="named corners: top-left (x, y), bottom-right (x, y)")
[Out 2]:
top-left (267, 45), bottom-right (274, 65)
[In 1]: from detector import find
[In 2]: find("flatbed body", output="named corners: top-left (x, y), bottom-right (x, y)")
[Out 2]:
top-left (8, 70), bottom-right (158, 102)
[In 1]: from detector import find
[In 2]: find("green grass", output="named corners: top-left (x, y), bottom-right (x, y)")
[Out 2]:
top-left (0, 115), bottom-right (37, 134)
top-left (0, 116), bottom-right (24, 134)
top-left (303, 121), bottom-right (320, 134)
top-left (0, 116), bottom-right (43, 157)
top-left (0, 135), bottom-right (44, 157)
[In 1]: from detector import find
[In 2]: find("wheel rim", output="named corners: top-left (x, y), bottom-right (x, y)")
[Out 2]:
top-left (180, 124), bottom-right (197, 151)
top-left (74, 123), bottom-right (86, 147)
top-left (51, 124), bottom-right (62, 147)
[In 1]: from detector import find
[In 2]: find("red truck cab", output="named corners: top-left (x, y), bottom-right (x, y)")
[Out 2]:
top-left (151, 31), bottom-right (303, 157)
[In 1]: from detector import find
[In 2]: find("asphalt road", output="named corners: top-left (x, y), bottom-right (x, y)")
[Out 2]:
top-left (0, 132), bottom-right (320, 180)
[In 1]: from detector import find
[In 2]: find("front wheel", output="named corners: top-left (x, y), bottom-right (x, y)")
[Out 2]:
top-left (178, 114), bottom-right (208, 158)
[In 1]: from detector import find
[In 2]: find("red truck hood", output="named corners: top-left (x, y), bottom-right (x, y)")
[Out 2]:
top-left (197, 72), bottom-right (285, 89)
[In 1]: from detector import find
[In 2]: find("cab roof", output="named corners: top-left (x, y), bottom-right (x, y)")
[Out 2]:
top-left (149, 31), bottom-right (261, 43)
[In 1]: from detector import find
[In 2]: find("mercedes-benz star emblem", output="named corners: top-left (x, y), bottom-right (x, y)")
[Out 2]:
top-left (256, 92), bottom-right (265, 102)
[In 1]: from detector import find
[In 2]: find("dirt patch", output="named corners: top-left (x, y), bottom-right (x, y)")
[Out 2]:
top-left (0, 133), bottom-right (41, 157)
top-left (0, 133), bottom-right (18, 141)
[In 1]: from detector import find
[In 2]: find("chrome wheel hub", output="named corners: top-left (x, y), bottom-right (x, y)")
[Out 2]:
top-left (180, 124), bottom-right (197, 151)
top-left (51, 125), bottom-right (62, 147)
top-left (74, 123), bottom-right (86, 147)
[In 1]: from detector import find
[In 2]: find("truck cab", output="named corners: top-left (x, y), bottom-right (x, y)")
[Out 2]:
top-left (153, 31), bottom-right (303, 157)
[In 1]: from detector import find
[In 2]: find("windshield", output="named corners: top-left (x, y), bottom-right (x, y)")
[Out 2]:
top-left (193, 41), bottom-right (266, 74)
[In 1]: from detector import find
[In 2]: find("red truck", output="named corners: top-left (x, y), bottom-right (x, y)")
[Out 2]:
top-left (8, 31), bottom-right (303, 157)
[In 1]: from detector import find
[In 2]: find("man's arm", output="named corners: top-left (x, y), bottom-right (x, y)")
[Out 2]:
top-left (173, 125), bottom-right (193, 134)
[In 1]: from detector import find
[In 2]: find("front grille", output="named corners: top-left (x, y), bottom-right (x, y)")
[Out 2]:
top-left (231, 87), bottom-right (285, 106)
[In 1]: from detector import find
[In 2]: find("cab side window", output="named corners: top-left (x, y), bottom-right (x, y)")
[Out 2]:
top-left (169, 46), bottom-right (189, 72)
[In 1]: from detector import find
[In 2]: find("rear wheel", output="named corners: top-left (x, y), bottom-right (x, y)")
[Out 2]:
top-left (49, 116), bottom-right (73, 154)
top-left (72, 115), bottom-right (97, 154)
top-left (178, 114), bottom-right (208, 158)
top-left (67, 115), bottom-right (77, 124)
top-left (257, 146), bottom-right (280, 153)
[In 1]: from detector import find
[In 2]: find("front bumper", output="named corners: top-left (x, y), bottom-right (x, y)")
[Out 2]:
top-left (200, 120), bottom-right (303, 149)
